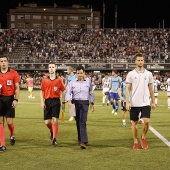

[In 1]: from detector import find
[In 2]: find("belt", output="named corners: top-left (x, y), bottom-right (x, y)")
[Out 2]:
top-left (72, 100), bottom-right (88, 102)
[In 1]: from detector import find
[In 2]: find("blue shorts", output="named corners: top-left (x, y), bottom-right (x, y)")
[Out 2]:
top-left (108, 92), bottom-right (120, 101)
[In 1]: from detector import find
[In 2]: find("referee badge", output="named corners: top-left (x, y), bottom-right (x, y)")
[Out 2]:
top-left (7, 80), bottom-right (12, 85)
top-left (54, 86), bottom-right (58, 91)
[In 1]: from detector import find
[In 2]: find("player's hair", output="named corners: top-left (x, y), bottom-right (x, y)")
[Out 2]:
top-left (76, 65), bottom-right (85, 72)
top-left (0, 55), bottom-right (8, 61)
top-left (48, 61), bottom-right (56, 65)
top-left (112, 69), bottom-right (117, 74)
top-left (68, 66), bottom-right (73, 72)
top-left (134, 53), bottom-right (144, 60)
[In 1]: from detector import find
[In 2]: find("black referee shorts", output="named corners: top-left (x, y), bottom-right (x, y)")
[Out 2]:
top-left (0, 95), bottom-right (15, 118)
top-left (44, 98), bottom-right (61, 120)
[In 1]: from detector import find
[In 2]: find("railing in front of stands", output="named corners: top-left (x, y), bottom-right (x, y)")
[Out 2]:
top-left (8, 58), bottom-right (170, 64)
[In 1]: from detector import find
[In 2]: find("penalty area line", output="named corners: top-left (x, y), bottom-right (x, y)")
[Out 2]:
top-left (149, 126), bottom-right (170, 148)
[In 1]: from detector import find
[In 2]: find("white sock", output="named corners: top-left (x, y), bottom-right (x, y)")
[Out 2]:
top-left (155, 98), bottom-right (158, 104)
top-left (168, 98), bottom-right (170, 106)
top-left (102, 96), bottom-right (106, 103)
top-left (122, 119), bottom-right (126, 123)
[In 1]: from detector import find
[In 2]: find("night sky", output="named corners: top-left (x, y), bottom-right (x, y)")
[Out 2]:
top-left (0, 0), bottom-right (169, 29)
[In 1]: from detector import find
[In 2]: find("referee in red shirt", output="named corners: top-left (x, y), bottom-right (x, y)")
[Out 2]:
top-left (40, 62), bottom-right (66, 146)
top-left (0, 55), bottom-right (20, 153)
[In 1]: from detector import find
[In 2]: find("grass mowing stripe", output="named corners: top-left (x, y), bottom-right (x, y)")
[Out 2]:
top-left (149, 125), bottom-right (170, 148)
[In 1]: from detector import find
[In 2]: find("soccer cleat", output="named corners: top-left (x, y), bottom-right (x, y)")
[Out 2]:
top-left (133, 143), bottom-right (140, 150)
top-left (114, 112), bottom-right (118, 115)
top-left (80, 143), bottom-right (86, 149)
top-left (50, 132), bottom-right (53, 141)
top-left (28, 96), bottom-right (31, 99)
top-left (10, 136), bottom-right (15, 146)
top-left (51, 138), bottom-right (57, 146)
top-left (140, 136), bottom-right (148, 149)
top-left (0, 146), bottom-right (7, 153)
top-left (107, 103), bottom-right (109, 106)
top-left (32, 96), bottom-right (35, 99)
top-left (111, 109), bottom-right (115, 114)
top-left (69, 117), bottom-right (74, 121)
top-left (122, 122), bottom-right (126, 127)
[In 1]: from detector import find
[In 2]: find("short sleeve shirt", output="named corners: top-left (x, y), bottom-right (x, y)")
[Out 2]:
top-left (126, 69), bottom-right (153, 107)
top-left (0, 69), bottom-right (20, 96)
top-left (40, 77), bottom-right (66, 99)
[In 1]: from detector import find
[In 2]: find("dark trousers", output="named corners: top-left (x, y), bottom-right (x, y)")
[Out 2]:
top-left (72, 100), bottom-right (89, 143)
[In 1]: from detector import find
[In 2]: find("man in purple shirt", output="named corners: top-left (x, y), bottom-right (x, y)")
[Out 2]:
top-left (65, 65), bottom-right (95, 149)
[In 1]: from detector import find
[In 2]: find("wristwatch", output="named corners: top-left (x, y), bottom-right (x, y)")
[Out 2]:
top-left (14, 99), bottom-right (18, 102)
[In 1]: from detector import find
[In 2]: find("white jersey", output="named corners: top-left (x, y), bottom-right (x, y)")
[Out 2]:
top-left (126, 69), bottom-right (153, 107)
top-left (102, 77), bottom-right (111, 94)
top-left (153, 80), bottom-right (161, 93)
top-left (167, 78), bottom-right (170, 92)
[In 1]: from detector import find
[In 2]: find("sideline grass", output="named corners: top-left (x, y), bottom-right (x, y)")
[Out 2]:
top-left (0, 90), bottom-right (170, 170)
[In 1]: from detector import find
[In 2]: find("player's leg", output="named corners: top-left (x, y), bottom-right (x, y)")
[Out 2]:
top-left (130, 107), bottom-right (141, 150)
top-left (102, 93), bottom-right (106, 106)
top-left (154, 93), bottom-right (158, 107)
top-left (114, 93), bottom-right (120, 115)
top-left (6, 117), bottom-right (15, 146)
top-left (167, 92), bottom-right (170, 108)
top-left (6, 96), bottom-right (16, 146)
top-left (121, 101), bottom-right (126, 127)
top-left (140, 106), bottom-right (151, 149)
top-left (0, 116), bottom-right (6, 152)
top-left (51, 99), bottom-right (60, 146)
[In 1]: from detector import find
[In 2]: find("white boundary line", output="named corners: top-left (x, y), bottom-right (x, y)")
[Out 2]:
top-left (149, 126), bottom-right (170, 148)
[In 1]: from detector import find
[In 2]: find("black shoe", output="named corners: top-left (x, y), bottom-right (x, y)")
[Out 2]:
top-left (10, 136), bottom-right (15, 146)
top-left (0, 146), bottom-right (7, 153)
top-left (51, 138), bottom-right (57, 146)
top-left (50, 132), bottom-right (53, 141)
top-left (80, 143), bottom-right (86, 149)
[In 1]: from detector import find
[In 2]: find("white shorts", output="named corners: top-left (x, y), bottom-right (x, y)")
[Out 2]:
top-left (102, 88), bottom-right (109, 94)
top-left (154, 93), bottom-right (158, 97)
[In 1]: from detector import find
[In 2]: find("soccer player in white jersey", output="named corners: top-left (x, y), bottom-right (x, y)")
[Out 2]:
top-left (153, 75), bottom-right (161, 107)
top-left (108, 70), bottom-right (122, 115)
top-left (126, 53), bottom-right (156, 150)
top-left (102, 73), bottom-right (111, 106)
top-left (166, 75), bottom-right (170, 108)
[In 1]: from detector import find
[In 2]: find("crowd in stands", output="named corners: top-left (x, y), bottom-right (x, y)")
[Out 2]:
top-left (0, 28), bottom-right (170, 63)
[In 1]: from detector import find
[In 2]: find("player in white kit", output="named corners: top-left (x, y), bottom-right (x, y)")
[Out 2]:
top-left (126, 53), bottom-right (156, 150)
top-left (153, 75), bottom-right (161, 107)
top-left (102, 73), bottom-right (111, 106)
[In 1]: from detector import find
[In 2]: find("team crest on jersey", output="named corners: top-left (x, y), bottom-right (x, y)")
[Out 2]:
top-left (54, 86), bottom-right (58, 91)
top-left (7, 80), bottom-right (12, 85)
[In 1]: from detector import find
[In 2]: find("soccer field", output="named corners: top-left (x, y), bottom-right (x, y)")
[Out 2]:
top-left (1, 90), bottom-right (170, 170)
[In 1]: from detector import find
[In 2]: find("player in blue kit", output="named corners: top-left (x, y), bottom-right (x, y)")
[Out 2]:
top-left (108, 70), bottom-right (122, 115)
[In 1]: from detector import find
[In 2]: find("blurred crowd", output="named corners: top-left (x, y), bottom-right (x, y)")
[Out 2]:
top-left (0, 28), bottom-right (170, 63)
